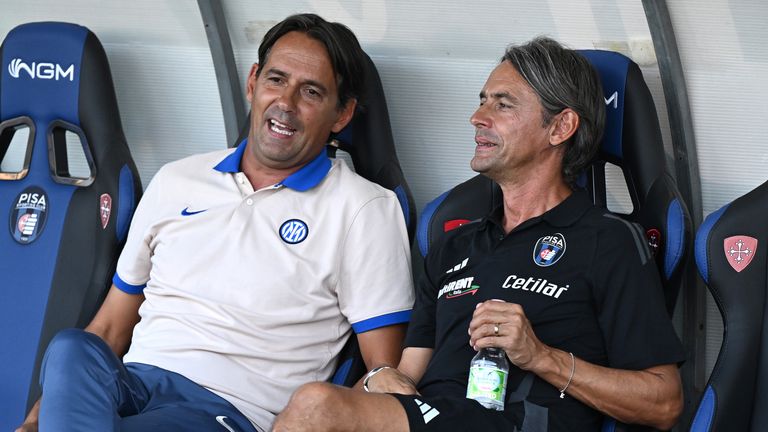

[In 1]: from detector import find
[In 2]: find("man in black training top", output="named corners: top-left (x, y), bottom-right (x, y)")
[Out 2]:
top-left (272, 37), bottom-right (685, 432)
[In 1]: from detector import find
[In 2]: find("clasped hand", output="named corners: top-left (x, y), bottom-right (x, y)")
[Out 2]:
top-left (364, 367), bottom-right (420, 395)
top-left (468, 299), bottom-right (547, 371)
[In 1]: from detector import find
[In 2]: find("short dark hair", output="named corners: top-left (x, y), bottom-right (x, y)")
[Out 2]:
top-left (501, 37), bottom-right (605, 185)
top-left (257, 13), bottom-right (366, 111)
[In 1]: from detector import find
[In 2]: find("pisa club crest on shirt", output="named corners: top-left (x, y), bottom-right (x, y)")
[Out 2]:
top-left (723, 235), bottom-right (757, 272)
top-left (279, 219), bottom-right (309, 244)
top-left (533, 233), bottom-right (566, 267)
top-left (9, 186), bottom-right (49, 244)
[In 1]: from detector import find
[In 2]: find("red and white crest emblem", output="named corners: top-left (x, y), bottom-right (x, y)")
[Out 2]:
top-left (646, 228), bottom-right (662, 257)
top-left (723, 235), bottom-right (757, 272)
top-left (100, 193), bottom-right (112, 229)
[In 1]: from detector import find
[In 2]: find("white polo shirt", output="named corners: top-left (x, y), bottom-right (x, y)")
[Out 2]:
top-left (115, 143), bottom-right (414, 428)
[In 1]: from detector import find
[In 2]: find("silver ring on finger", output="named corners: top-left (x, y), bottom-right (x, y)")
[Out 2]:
top-left (493, 324), bottom-right (500, 336)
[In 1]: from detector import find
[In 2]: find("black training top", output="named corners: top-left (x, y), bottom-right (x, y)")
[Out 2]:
top-left (406, 190), bottom-right (685, 431)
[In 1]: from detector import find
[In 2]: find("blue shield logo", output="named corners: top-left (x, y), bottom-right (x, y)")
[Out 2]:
top-left (10, 186), bottom-right (49, 244)
top-left (532, 233), bottom-right (566, 267)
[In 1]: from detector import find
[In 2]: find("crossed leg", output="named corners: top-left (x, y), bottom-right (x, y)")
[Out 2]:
top-left (272, 382), bottom-right (410, 432)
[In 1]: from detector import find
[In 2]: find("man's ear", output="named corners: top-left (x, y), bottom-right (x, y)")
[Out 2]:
top-left (550, 108), bottom-right (579, 146)
top-left (331, 98), bottom-right (357, 133)
top-left (246, 63), bottom-right (259, 103)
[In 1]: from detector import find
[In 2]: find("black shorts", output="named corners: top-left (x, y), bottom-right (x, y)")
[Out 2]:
top-left (390, 393), bottom-right (520, 432)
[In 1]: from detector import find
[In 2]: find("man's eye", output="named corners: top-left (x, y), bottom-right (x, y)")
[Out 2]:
top-left (304, 88), bottom-right (321, 99)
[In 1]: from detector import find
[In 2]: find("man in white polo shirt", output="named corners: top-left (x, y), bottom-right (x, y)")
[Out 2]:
top-left (17, 14), bottom-right (413, 432)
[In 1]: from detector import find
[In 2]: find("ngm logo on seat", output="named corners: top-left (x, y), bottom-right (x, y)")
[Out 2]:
top-left (7, 58), bottom-right (75, 81)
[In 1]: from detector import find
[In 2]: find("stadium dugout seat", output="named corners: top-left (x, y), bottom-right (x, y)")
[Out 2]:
top-left (235, 51), bottom-right (415, 386)
top-left (690, 180), bottom-right (768, 431)
top-left (416, 50), bottom-right (692, 430)
top-left (0, 22), bottom-right (141, 428)
top-left (328, 53), bottom-right (416, 244)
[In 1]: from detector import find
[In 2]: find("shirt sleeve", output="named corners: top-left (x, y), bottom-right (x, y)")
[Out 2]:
top-left (112, 167), bottom-right (165, 294)
top-left (591, 218), bottom-right (685, 370)
top-left (403, 257), bottom-right (440, 348)
top-left (403, 226), bottom-right (454, 349)
top-left (337, 194), bottom-right (414, 333)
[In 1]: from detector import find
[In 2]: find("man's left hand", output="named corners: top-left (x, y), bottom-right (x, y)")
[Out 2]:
top-left (468, 299), bottom-right (548, 370)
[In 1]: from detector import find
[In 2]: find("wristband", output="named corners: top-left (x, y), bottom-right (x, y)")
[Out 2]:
top-left (362, 366), bottom-right (392, 392)
top-left (559, 352), bottom-right (575, 399)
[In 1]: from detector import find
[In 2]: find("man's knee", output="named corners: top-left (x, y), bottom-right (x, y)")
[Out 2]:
top-left (45, 329), bottom-right (102, 360)
top-left (288, 382), bottom-right (342, 413)
top-left (41, 329), bottom-right (108, 381)
top-left (274, 382), bottom-right (344, 431)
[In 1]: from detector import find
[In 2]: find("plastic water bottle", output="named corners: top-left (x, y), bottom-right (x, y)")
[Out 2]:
top-left (466, 347), bottom-right (508, 411)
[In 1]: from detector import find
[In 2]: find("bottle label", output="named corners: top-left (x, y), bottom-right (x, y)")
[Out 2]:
top-left (466, 365), bottom-right (507, 402)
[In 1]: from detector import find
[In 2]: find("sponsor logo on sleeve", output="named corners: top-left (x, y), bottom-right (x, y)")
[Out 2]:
top-left (438, 276), bottom-right (479, 299)
top-left (10, 186), bottom-right (48, 244)
top-left (724, 236), bottom-right (757, 272)
top-left (532, 233), bottom-right (566, 267)
top-left (445, 257), bottom-right (469, 274)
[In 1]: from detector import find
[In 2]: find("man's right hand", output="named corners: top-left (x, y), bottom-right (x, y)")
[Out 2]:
top-left (366, 367), bottom-right (420, 395)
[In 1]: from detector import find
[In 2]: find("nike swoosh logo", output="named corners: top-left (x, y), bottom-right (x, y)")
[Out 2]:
top-left (216, 415), bottom-right (237, 432)
top-left (181, 207), bottom-right (207, 216)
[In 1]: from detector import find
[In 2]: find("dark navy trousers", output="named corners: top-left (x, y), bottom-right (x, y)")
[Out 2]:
top-left (38, 329), bottom-right (259, 432)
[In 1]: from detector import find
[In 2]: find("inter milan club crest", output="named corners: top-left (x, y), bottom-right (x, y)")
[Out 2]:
top-left (723, 235), bottom-right (757, 272)
top-left (9, 186), bottom-right (49, 244)
top-left (646, 228), bottom-right (662, 257)
top-left (100, 193), bottom-right (112, 229)
top-left (533, 233), bottom-right (566, 267)
top-left (279, 219), bottom-right (309, 244)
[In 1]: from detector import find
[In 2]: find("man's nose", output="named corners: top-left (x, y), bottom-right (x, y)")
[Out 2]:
top-left (275, 89), bottom-right (298, 112)
top-left (470, 105), bottom-right (490, 128)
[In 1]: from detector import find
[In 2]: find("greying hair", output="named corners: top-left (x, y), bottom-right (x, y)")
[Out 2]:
top-left (501, 37), bottom-right (605, 185)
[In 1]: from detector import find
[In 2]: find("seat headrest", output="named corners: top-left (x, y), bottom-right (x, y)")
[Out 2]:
top-left (578, 50), bottom-right (629, 160)
top-left (2, 22), bottom-right (87, 124)
top-left (330, 52), bottom-right (416, 241)
top-left (2, 21), bottom-right (128, 185)
top-left (578, 49), bottom-right (666, 199)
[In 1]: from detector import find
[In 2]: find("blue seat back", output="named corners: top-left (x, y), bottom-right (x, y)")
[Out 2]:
top-left (0, 22), bottom-right (141, 428)
top-left (417, 50), bottom-right (691, 317)
top-left (691, 181), bottom-right (768, 431)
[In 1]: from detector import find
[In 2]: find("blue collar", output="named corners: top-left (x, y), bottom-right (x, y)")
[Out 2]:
top-left (213, 139), bottom-right (332, 192)
top-left (213, 139), bottom-right (247, 173)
